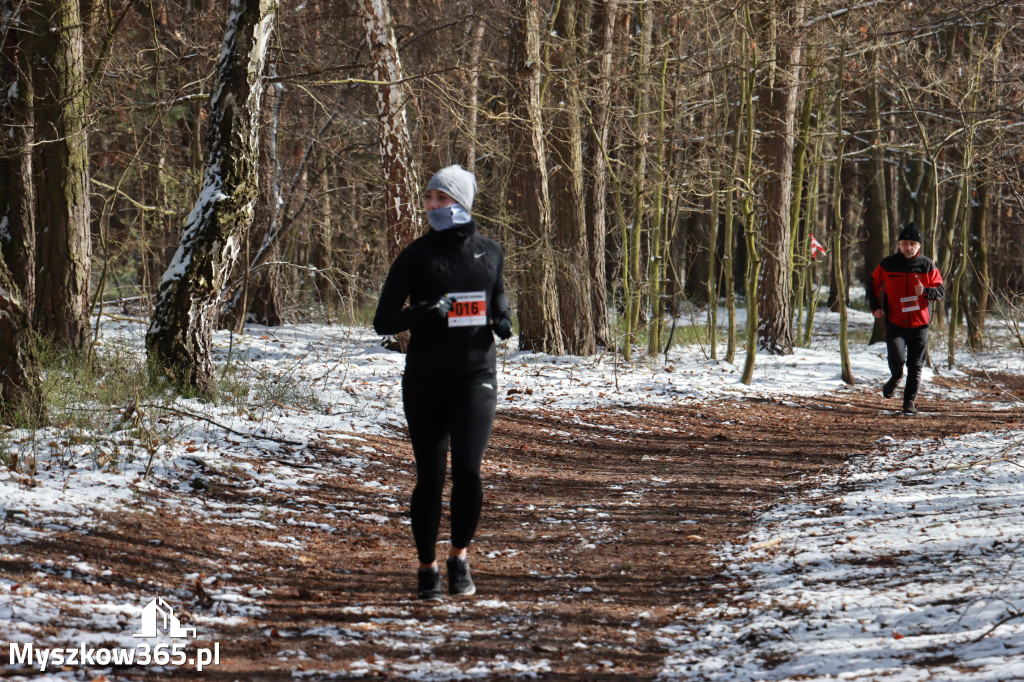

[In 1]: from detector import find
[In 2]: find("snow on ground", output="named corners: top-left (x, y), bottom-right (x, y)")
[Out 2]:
top-left (2, 305), bottom-right (1023, 680)
top-left (1, 306), bottom-right (902, 534)
top-left (657, 431), bottom-right (1024, 681)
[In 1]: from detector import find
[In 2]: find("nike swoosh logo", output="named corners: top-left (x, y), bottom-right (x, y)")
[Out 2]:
top-left (474, 252), bottom-right (485, 259)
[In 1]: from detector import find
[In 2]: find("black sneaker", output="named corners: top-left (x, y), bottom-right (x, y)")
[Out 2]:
top-left (902, 401), bottom-right (919, 415)
top-left (417, 567), bottom-right (443, 601)
top-left (882, 376), bottom-right (900, 399)
top-left (446, 556), bottom-right (476, 597)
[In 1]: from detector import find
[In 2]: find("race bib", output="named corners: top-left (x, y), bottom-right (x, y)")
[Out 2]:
top-left (900, 295), bottom-right (920, 313)
top-left (447, 291), bottom-right (487, 327)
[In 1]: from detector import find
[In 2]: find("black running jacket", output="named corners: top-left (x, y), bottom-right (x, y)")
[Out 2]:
top-left (373, 221), bottom-right (511, 376)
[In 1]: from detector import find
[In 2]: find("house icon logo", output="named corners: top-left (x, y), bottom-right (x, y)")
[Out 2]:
top-left (132, 597), bottom-right (197, 639)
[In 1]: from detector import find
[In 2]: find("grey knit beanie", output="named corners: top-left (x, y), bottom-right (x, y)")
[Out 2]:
top-left (425, 165), bottom-right (477, 213)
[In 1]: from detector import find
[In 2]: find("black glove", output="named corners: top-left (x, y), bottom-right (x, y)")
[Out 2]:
top-left (491, 317), bottom-right (513, 340)
top-left (409, 296), bottom-right (453, 321)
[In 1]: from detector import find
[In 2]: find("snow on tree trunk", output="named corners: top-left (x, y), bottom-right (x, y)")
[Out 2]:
top-left (146, 0), bottom-right (277, 397)
top-left (28, 0), bottom-right (91, 349)
top-left (358, 0), bottom-right (421, 260)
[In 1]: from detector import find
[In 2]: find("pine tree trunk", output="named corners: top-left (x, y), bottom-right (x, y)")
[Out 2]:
top-left (0, 1), bottom-right (36, 316)
top-left (0, 263), bottom-right (45, 425)
top-left (831, 44), bottom-right (853, 385)
top-left (966, 180), bottom-right (989, 350)
top-left (465, 15), bottom-right (486, 172)
top-left (583, 0), bottom-right (617, 348)
top-left (549, 0), bottom-right (595, 356)
top-left (754, 0), bottom-right (804, 356)
top-left (828, 157), bottom-right (857, 312)
top-left (708, 198), bottom-right (720, 359)
top-left (739, 4), bottom-right (759, 385)
top-left (796, 133), bottom-right (823, 346)
top-left (146, 0), bottom-right (278, 397)
top-left (937, 146), bottom-right (965, 287)
top-left (313, 147), bottom-right (339, 317)
top-left (358, 0), bottom-right (421, 260)
top-left (947, 16), bottom-right (988, 368)
top-left (247, 245), bottom-right (283, 326)
top-left (947, 149), bottom-right (974, 369)
top-left (723, 59), bottom-right (748, 365)
top-left (508, 0), bottom-right (563, 354)
top-left (627, 1), bottom-right (653, 346)
top-left (788, 73), bottom-right (815, 332)
top-left (683, 203), bottom-right (710, 304)
top-left (863, 47), bottom-right (888, 346)
top-left (646, 18), bottom-right (670, 356)
top-left (27, 0), bottom-right (91, 349)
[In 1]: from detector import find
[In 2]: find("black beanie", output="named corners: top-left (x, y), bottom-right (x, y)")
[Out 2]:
top-left (898, 222), bottom-right (921, 243)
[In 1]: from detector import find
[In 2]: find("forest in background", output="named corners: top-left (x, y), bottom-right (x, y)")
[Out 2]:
top-left (1, 0), bottom-right (1023, 412)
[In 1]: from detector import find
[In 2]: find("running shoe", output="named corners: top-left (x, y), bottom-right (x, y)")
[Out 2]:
top-left (882, 376), bottom-right (900, 399)
top-left (902, 401), bottom-right (919, 415)
top-left (446, 556), bottom-right (476, 597)
top-left (417, 567), bottom-right (443, 601)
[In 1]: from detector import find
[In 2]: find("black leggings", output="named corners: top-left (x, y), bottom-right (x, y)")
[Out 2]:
top-left (886, 323), bottom-right (929, 402)
top-left (402, 369), bottom-right (497, 564)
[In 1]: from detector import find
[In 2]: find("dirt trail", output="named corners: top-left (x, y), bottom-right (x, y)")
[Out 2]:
top-left (2, 382), bottom-right (1018, 680)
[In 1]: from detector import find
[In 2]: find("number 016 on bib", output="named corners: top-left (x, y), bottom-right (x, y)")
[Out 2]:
top-left (447, 291), bottom-right (487, 327)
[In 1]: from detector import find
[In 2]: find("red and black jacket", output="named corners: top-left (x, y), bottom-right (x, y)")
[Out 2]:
top-left (868, 253), bottom-right (944, 329)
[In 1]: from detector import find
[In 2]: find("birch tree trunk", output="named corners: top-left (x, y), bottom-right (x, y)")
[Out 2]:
top-left (509, 0), bottom-right (563, 354)
top-left (220, 70), bottom-right (285, 331)
top-left (358, 0), bottom-right (421, 260)
top-left (0, 0), bottom-right (36, 315)
top-left (146, 0), bottom-right (278, 397)
top-left (754, 0), bottom-right (804, 355)
top-left (27, 0), bottom-right (91, 349)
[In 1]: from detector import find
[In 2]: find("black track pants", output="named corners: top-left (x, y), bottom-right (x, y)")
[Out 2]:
top-left (402, 369), bottom-right (497, 564)
top-left (885, 323), bottom-right (929, 403)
